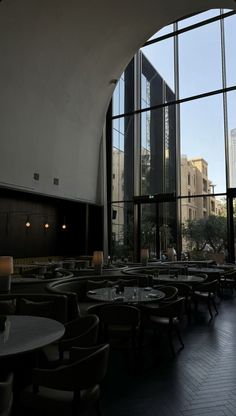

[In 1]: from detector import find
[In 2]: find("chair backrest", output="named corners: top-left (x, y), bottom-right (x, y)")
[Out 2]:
top-left (87, 280), bottom-right (108, 290)
top-left (117, 278), bottom-right (138, 287)
top-left (100, 304), bottom-right (140, 326)
top-left (153, 285), bottom-right (178, 302)
top-left (148, 297), bottom-right (185, 319)
top-left (33, 344), bottom-right (110, 392)
top-left (196, 279), bottom-right (218, 294)
top-left (222, 270), bottom-right (236, 280)
top-left (165, 282), bottom-right (192, 297)
top-left (59, 314), bottom-right (99, 352)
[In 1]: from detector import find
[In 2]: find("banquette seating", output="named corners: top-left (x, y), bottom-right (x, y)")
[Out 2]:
top-left (10, 269), bottom-right (74, 294)
top-left (0, 293), bottom-right (68, 323)
top-left (46, 275), bottom-right (149, 320)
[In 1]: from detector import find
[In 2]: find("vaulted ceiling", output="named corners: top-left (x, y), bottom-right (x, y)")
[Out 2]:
top-left (0, 0), bottom-right (234, 202)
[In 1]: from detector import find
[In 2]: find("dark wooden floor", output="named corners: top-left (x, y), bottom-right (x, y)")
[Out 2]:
top-left (101, 294), bottom-right (236, 416)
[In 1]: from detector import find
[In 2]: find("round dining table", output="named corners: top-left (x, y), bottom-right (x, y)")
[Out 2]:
top-left (87, 286), bottom-right (165, 303)
top-left (152, 274), bottom-right (205, 285)
top-left (0, 315), bottom-right (65, 358)
top-left (187, 267), bottom-right (223, 276)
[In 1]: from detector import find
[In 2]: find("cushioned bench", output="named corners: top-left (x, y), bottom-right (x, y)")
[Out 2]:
top-left (46, 275), bottom-right (149, 320)
top-left (0, 293), bottom-right (68, 323)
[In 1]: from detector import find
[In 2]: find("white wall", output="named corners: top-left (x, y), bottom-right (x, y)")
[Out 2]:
top-left (0, 0), bottom-right (234, 203)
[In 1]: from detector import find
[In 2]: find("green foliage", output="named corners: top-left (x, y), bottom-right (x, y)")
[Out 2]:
top-left (182, 215), bottom-right (227, 253)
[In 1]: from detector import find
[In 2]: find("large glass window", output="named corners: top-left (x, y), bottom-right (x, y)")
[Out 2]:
top-left (108, 8), bottom-right (235, 262)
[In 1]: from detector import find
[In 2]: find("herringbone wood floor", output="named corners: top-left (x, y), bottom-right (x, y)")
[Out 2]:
top-left (101, 294), bottom-right (236, 416)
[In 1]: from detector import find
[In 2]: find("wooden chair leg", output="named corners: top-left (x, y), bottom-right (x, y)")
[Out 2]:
top-left (95, 399), bottom-right (103, 416)
top-left (212, 299), bottom-right (218, 314)
top-left (207, 299), bottom-right (213, 319)
top-left (175, 325), bottom-right (184, 349)
top-left (168, 329), bottom-right (175, 357)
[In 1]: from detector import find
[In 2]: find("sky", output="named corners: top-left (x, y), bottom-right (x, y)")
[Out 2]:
top-left (141, 9), bottom-right (236, 194)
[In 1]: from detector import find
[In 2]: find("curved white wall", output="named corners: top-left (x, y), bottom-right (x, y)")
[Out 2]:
top-left (0, 0), bottom-right (234, 203)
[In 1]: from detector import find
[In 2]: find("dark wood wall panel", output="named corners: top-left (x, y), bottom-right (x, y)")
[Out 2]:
top-left (0, 188), bottom-right (103, 258)
top-left (87, 204), bottom-right (103, 254)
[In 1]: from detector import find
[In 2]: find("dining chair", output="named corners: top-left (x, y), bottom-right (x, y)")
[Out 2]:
top-left (99, 304), bottom-right (141, 350)
top-left (219, 270), bottom-right (236, 296)
top-left (16, 344), bottom-right (110, 416)
top-left (86, 303), bottom-right (114, 343)
top-left (0, 372), bottom-right (14, 416)
top-left (43, 314), bottom-right (99, 363)
top-left (163, 282), bottom-right (193, 322)
top-left (140, 297), bottom-right (185, 357)
top-left (193, 279), bottom-right (219, 319)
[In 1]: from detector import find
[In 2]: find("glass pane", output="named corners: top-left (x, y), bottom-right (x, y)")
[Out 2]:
top-left (224, 14), bottom-right (236, 88)
top-left (147, 24), bottom-right (174, 42)
top-left (112, 60), bottom-right (134, 116)
top-left (180, 94), bottom-right (226, 195)
top-left (112, 115), bottom-right (134, 202)
top-left (179, 21), bottom-right (222, 98)
top-left (227, 91), bottom-right (236, 188)
top-left (160, 201), bottom-right (177, 253)
top-left (113, 75), bottom-right (124, 116)
top-left (140, 201), bottom-right (177, 260)
top-left (141, 204), bottom-right (157, 260)
top-left (111, 202), bottom-right (134, 261)
top-left (181, 195), bottom-right (227, 262)
top-left (141, 106), bottom-right (177, 196)
top-left (178, 9), bottom-right (220, 29)
top-left (141, 37), bottom-right (175, 102)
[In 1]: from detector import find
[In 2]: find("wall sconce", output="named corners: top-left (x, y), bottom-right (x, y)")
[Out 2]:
top-left (25, 215), bottom-right (31, 228)
top-left (44, 222), bottom-right (50, 229)
top-left (0, 256), bottom-right (13, 292)
top-left (62, 217), bottom-right (67, 230)
top-left (92, 251), bottom-right (104, 275)
top-left (140, 248), bottom-right (149, 266)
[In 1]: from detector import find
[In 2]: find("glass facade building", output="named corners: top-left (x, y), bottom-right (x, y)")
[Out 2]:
top-left (107, 9), bottom-right (236, 263)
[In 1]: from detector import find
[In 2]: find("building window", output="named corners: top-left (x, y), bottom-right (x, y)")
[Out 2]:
top-left (189, 208), bottom-right (192, 220)
top-left (203, 179), bottom-right (208, 193)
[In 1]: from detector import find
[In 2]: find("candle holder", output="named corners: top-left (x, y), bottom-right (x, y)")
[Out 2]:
top-left (0, 256), bottom-right (13, 293)
top-left (140, 249), bottom-right (149, 266)
top-left (92, 251), bottom-right (104, 275)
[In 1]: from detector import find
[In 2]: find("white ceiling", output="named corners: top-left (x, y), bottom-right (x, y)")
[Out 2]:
top-left (0, 0), bottom-right (234, 203)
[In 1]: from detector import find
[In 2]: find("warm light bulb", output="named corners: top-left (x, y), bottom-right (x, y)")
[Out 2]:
top-left (62, 224), bottom-right (67, 229)
top-left (44, 222), bottom-right (49, 229)
top-left (25, 221), bottom-right (31, 228)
